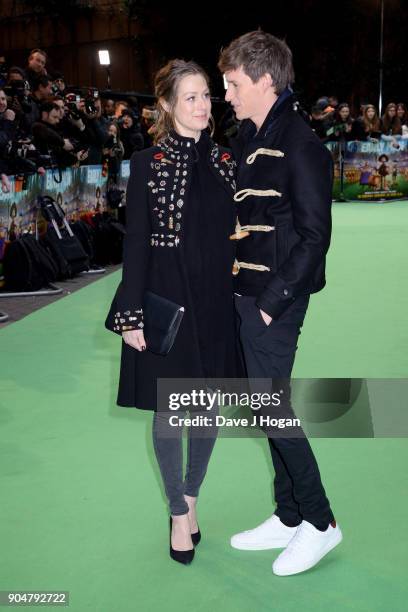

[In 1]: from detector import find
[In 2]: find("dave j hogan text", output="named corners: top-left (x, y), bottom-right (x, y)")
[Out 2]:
top-left (168, 415), bottom-right (300, 429)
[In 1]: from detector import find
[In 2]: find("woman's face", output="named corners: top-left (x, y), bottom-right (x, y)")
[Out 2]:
top-left (0, 90), bottom-right (8, 113)
top-left (339, 106), bottom-right (350, 121)
top-left (122, 114), bottom-right (133, 129)
top-left (397, 106), bottom-right (405, 118)
top-left (108, 124), bottom-right (117, 137)
top-left (366, 107), bottom-right (375, 120)
top-left (170, 73), bottom-right (211, 140)
top-left (387, 105), bottom-right (396, 118)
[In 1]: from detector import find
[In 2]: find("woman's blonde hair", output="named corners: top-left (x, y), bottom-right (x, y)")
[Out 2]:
top-left (153, 59), bottom-right (214, 144)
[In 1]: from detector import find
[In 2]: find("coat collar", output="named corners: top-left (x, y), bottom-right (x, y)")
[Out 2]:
top-left (235, 87), bottom-right (296, 145)
top-left (159, 129), bottom-right (210, 156)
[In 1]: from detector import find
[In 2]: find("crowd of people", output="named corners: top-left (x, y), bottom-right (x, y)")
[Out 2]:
top-left (1, 48), bottom-right (407, 195)
top-left (0, 48), bottom-right (157, 193)
top-left (309, 95), bottom-right (408, 146)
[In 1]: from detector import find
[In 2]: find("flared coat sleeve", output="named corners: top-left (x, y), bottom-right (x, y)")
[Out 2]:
top-left (112, 150), bottom-right (151, 332)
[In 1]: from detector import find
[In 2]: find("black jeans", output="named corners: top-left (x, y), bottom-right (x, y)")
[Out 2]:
top-left (235, 294), bottom-right (334, 530)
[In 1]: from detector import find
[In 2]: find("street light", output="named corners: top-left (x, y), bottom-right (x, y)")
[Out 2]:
top-left (98, 49), bottom-right (111, 89)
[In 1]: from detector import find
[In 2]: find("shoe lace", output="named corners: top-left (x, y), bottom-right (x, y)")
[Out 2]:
top-left (285, 523), bottom-right (313, 552)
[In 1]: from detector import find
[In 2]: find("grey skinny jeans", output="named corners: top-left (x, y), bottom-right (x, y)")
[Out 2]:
top-left (152, 406), bottom-right (219, 515)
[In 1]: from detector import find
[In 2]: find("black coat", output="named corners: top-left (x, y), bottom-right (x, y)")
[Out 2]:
top-left (230, 90), bottom-right (333, 320)
top-left (113, 130), bottom-right (239, 410)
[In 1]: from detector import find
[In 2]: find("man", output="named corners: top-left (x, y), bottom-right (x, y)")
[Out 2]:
top-left (218, 30), bottom-right (342, 576)
top-left (7, 66), bottom-right (26, 83)
top-left (51, 71), bottom-right (66, 96)
top-left (25, 49), bottom-right (47, 87)
top-left (32, 101), bottom-right (87, 168)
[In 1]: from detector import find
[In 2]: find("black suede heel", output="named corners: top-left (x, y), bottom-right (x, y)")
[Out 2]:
top-left (169, 516), bottom-right (195, 565)
top-left (191, 528), bottom-right (201, 546)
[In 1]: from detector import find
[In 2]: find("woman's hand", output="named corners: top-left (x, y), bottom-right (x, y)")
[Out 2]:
top-left (122, 329), bottom-right (146, 351)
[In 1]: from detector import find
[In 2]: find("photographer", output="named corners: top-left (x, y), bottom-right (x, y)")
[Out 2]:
top-left (16, 75), bottom-right (54, 135)
top-left (51, 71), bottom-right (66, 96)
top-left (32, 101), bottom-right (88, 169)
top-left (102, 122), bottom-right (124, 181)
top-left (75, 93), bottom-right (107, 164)
top-left (4, 67), bottom-right (35, 138)
top-left (57, 93), bottom-right (92, 157)
top-left (0, 88), bottom-right (17, 191)
top-left (118, 108), bottom-right (144, 159)
top-left (102, 98), bottom-right (115, 122)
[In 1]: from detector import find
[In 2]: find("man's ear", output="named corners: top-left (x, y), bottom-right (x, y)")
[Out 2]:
top-left (158, 97), bottom-right (170, 113)
top-left (259, 72), bottom-right (277, 95)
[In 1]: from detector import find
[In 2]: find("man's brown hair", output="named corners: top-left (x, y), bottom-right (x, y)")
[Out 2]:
top-left (28, 48), bottom-right (47, 61)
top-left (218, 30), bottom-right (294, 95)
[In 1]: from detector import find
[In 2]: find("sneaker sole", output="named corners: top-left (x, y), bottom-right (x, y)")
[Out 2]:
top-left (273, 530), bottom-right (343, 576)
top-left (231, 538), bottom-right (292, 551)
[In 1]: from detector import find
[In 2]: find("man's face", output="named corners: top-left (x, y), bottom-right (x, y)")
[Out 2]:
top-left (104, 99), bottom-right (115, 115)
top-left (115, 103), bottom-right (127, 118)
top-left (44, 109), bottom-right (60, 125)
top-left (54, 100), bottom-right (65, 119)
top-left (54, 78), bottom-right (65, 92)
top-left (224, 66), bottom-right (266, 122)
top-left (0, 91), bottom-right (7, 113)
top-left (29, 52), bottom-right (46, 73)
top-left (36, 82), bottom-right (52, 99)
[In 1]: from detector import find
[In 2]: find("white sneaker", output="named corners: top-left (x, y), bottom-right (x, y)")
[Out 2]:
top-left (230, 514), bottom-right (299, 550)
top-left (272, 520), bottom-right (342, 576)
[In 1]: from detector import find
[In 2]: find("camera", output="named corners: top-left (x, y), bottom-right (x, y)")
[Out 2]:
top-left (5, 139), bottom-right (52, 173)
top-left (3, 79), bottom-right (32, 112)
top-left (84, 88), bottom-right (99, 114)
top-left (64, 92), bottom-right (82, 120)
top-left (68, 138), bottom-right (89, 154)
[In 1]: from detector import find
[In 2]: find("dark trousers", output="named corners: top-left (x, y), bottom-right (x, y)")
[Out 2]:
top-left (235, 294), bottom-right (334, 530)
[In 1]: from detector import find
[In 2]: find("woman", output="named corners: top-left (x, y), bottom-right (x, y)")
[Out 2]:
top-left (353, 104), bottom-right (381, 141)
top-left (119, 109), bottom-right (144, 159)
top-left (110, 60), bottom-right (238, 565)
top-left (396, 103), bottom-right (408, 137)
top-left (331, 103), bottom-right (354, 141)
top-left (381, 103), bottom-right (402, 135)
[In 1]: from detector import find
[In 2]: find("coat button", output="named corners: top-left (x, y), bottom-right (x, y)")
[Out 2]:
top-left (283, 289), bottom-right (289, 296)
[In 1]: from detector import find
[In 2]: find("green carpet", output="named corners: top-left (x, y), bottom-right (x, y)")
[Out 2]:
top-left (1, 202), bottom-right (407, 611)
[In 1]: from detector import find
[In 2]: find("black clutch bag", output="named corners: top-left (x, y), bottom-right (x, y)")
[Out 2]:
top-left (105, 284), bottom-right (185, 356)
